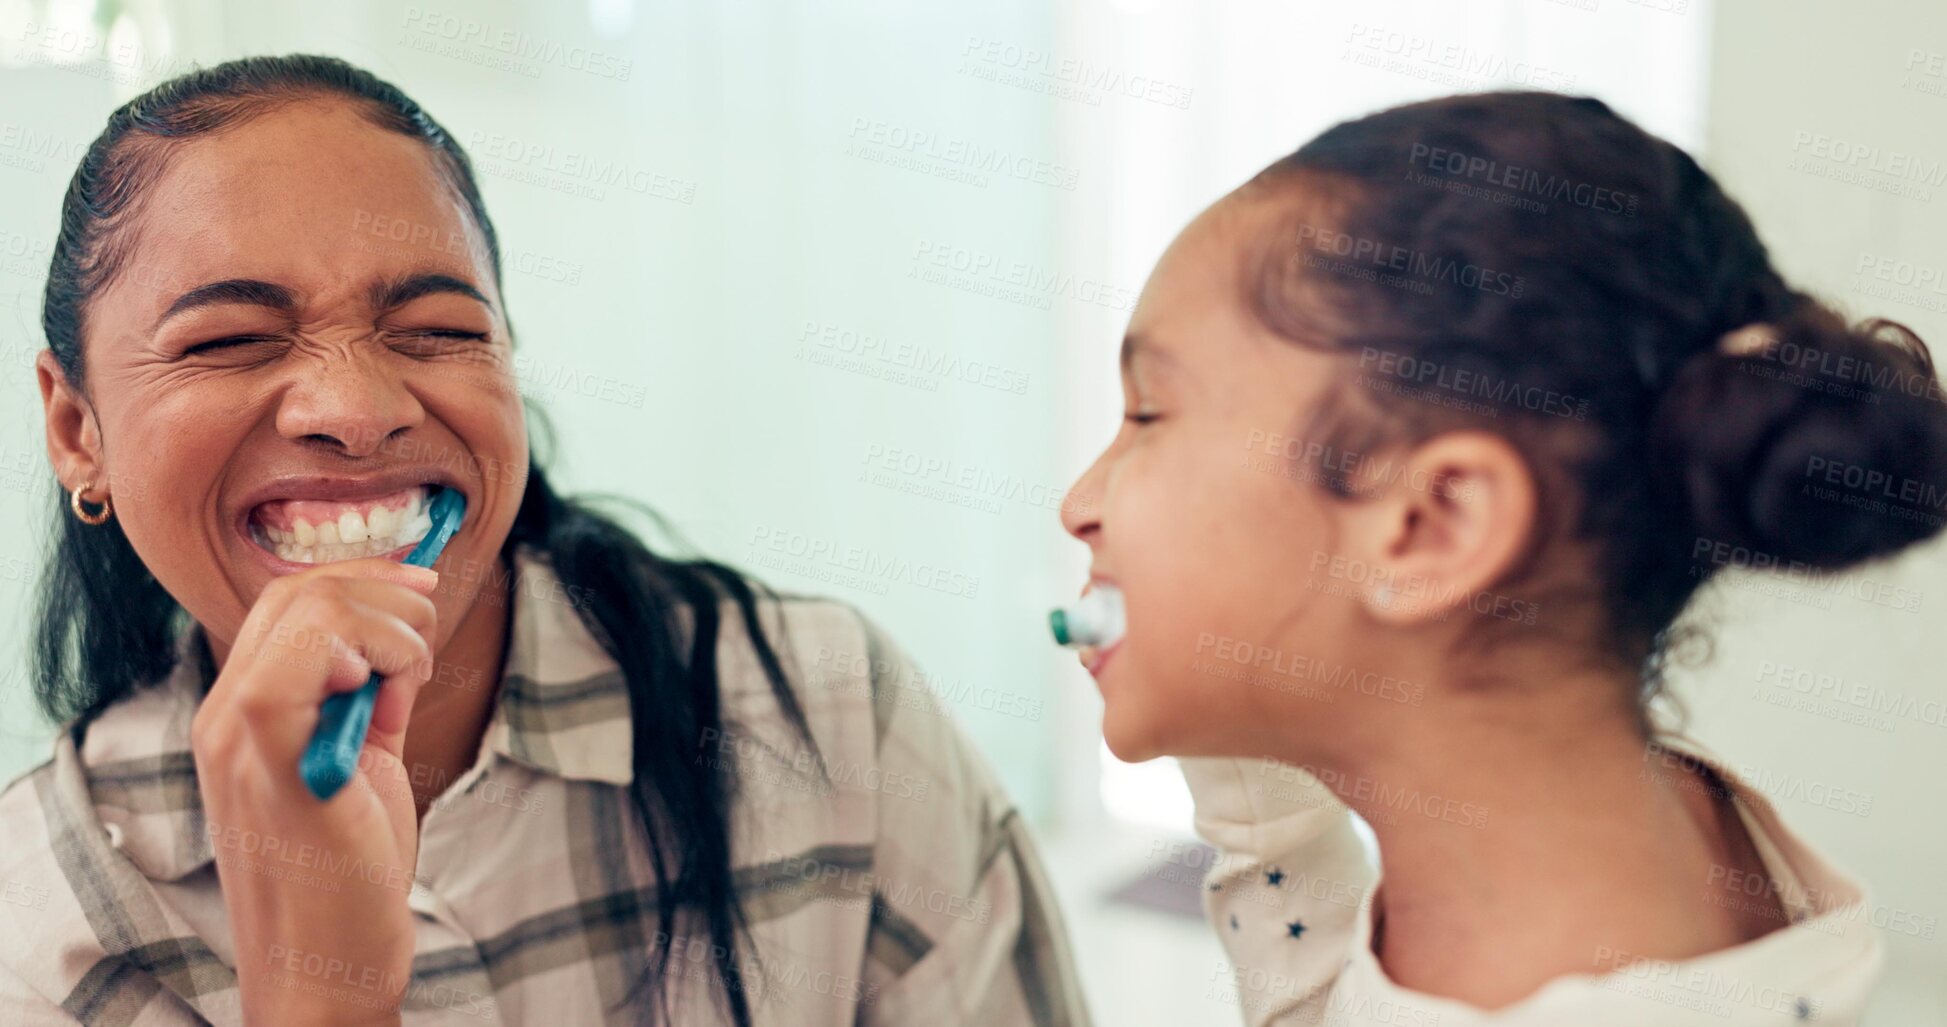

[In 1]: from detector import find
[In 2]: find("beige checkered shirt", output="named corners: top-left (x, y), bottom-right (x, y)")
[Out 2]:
top-left (0, 544), bottom-right (1090, 1025)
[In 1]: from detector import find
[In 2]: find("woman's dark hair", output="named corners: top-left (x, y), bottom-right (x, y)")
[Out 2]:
top-left (1241, 90), bottom-right (1947, 703)
top-left (33, 54), bottom-right (812, 1026)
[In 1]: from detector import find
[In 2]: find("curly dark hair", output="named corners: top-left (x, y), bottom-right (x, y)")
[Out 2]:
top-left (1238, 91), bottom-right (1947, 702)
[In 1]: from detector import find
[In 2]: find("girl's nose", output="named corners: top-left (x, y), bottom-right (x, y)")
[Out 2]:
top-left (1061, 456), bottom-right (1106, 542)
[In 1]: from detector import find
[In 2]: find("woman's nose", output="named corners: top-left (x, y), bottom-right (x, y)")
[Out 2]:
top-left (274, 350), bottom-right (426, 457)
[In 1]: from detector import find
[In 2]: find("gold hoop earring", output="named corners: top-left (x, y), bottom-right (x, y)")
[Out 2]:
top-left (70, 480), bottom-right (112, 525)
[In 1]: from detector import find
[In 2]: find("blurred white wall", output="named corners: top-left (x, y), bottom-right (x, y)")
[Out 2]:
top-left (1683, 0), bottom-right (1947, 1016)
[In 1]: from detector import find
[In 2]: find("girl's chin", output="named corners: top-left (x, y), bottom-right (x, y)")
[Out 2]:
top-left (1100, 706), bottom-right (1172, 764)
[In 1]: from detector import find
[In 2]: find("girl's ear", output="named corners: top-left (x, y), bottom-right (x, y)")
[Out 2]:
top-left (1338, 430), bottom-right (1538, 624)
top-left (39, 349), bottom-right (104, 489)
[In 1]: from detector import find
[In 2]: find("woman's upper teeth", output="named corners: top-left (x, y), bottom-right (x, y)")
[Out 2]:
top-left (250, 485), bottom-right (433, 558)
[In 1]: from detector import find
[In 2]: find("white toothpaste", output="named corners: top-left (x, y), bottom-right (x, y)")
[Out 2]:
top-left (1049, 584), bottom-right (1125, 648)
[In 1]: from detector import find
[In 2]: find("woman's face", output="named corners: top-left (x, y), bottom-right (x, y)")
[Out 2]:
top-left (37, 99), bottom-right (526, 659)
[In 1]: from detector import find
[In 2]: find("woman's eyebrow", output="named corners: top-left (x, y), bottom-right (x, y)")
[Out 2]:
top-left (151, 278), bottom-right (294, 333)
top-left (369, 271), bottom-right (495, 314)
top-left (148, 272), bottom-right (495, 333)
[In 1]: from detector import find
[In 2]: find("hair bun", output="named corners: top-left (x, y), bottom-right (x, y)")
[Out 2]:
top-left (1649, 305), bottom-right (1947, 569)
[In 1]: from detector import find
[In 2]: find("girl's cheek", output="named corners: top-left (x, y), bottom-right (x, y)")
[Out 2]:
top-left (1113, 442), bottom-right (1166, 497)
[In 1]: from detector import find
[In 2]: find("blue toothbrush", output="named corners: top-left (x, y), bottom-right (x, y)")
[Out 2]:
top-left (299, 486), bottom-right (467, 800)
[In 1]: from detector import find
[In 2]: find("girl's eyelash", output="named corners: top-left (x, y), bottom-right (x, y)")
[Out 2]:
top-left (411, 329), bottom-right (489, 340)
top-left (1123, 411), bottom-right (1162, 425)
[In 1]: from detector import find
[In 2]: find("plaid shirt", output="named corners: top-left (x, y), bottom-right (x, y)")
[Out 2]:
top-left (0, 544), bottom-right (1090, 1026)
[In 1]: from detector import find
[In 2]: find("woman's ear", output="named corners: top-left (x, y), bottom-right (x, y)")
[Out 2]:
top-left (1338, 430), bottom-right (1538, 625)
top-left (38, 349), bottom-right (103, 489)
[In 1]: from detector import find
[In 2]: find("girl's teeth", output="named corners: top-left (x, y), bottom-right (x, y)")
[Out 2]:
top-left (317, 521), bottom-right (341, 546)
top-left (294, 520), bottom-right (317, 546)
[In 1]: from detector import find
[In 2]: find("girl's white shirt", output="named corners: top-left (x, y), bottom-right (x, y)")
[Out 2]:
top-left (1181, 737), bottom-right (1882, 1026)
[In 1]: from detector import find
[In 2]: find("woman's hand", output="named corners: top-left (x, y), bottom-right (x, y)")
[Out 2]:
top-left (190, 559), bottom-right (441, 1027)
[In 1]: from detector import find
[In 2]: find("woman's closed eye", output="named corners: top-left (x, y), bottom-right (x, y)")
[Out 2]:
top-left (378, 326), bottom-right (494, 359)
top-left (182, 334), bottom-right (282, 356)
top-left (390, 327), bottom-right (492, 350)
top-left (1123, 409), bottom-right (1163, 426)
top-left (402, 328), bottom-right (489, 341)
top-left (181, 328), bottom-right (489, 357)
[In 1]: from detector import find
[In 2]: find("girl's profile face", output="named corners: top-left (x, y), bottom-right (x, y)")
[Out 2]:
top-left (1061, 195), bottom-right (1386, 764)
top-left (36, 100), bottom-right (528, 661)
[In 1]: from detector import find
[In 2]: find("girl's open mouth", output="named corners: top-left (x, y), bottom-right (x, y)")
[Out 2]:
top-left (1081, 639), bottom-right (1123, 676)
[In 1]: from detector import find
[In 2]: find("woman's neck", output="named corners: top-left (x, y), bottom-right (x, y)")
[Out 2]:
top-left (1280, 665), bottom-right (1778, 1009)
top-left (400, 556), bottom-right (514, 823)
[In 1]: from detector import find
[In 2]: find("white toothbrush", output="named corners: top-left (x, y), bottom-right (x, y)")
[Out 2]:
top-left (1049, 584), bottom-right (1125, 648)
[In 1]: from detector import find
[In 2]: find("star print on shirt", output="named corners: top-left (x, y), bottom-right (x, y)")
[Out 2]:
top-left (1265, 867), bottom-right (1286, 887)
top-left (1286, 919), bottom-right (1307, 939)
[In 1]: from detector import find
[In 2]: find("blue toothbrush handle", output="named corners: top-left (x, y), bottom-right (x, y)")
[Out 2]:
top-left (298, 487), bottom-right (465, 801)
top-left (301, 678), bottom-right (381, 799)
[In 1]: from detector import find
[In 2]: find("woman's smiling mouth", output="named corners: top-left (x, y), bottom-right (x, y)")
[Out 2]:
top-left (247, 485), bottom-right (432, 563)
top-left (234, 475), bottom-right (462, 569)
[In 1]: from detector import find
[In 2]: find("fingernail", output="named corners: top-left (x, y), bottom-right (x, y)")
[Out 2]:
top-left (402, 566), bottom-right (440, 590)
